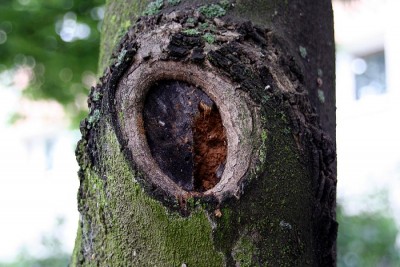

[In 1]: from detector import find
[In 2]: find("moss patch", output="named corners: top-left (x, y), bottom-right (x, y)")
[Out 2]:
top-left (167, 0), bottom-right (181, 5)
top-left (182, 28), bottom-right (200, 36)
top-left (78, 122), bottom-right (225, 265)
top-left (142, 0), bottom-right (163, 16)
top-left (299, 46), bottom-right (307, 59)
top-left (202, 32), bottom-right (216, 44)
top-left (198, 3), bottom-right (227, 18)
top-left (99, 0), bottom-right (147, 73)
top-left (232, 235), bottom-right (257, 267)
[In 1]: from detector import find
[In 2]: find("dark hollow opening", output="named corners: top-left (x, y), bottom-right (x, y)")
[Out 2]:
top-left (143, 80), bottom-right (227, 192)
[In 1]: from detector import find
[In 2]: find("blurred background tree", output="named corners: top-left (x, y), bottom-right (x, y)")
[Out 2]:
top-left (338, 209), bottom-right (400, 267)
top-left (0, 0), bottom-right (104, 127)
top-left (337, 192), bottom-right (400, 267)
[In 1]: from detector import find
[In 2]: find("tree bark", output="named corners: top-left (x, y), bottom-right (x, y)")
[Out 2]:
top-left (72, 0), bottom-right (337, 266)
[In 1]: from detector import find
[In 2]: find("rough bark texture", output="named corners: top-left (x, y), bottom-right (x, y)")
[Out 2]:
top-left (72, 0), bottom-right (337, 266)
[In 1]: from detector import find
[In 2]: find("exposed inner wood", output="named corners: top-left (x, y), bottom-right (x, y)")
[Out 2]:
top-left (143, 80), bottom-right (227, 192)
top-left (193, 101), bottom-right (227, 191)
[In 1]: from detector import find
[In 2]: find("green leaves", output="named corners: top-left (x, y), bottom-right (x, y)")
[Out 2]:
top-left (0, 0), bottom-right (103, 127)
top-left (337, 199), bottom-right (400, 267)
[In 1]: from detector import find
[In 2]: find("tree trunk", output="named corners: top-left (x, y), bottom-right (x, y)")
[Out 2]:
top-left (72, 0), bottom-right (337, 266)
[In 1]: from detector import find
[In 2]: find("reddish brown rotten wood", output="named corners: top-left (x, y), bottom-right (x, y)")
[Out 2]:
top-left (143, 80), bottom-right (227, 192)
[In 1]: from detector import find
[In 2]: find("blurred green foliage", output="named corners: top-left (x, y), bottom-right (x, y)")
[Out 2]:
top-left (0, 0), bottom-right (104, 127)
top-left (0, 250), bottom-right (69, 267)
top-left (337, 201), bottom-right (400, 267)
top-left (0, 218), bottom-right (70, 267)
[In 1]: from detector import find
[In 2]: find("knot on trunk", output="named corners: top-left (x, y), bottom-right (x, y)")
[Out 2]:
top-left (100, 10), bottom-right (270, 208)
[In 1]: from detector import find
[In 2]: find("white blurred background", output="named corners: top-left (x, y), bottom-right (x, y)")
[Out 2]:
top-left (335, 0), bottom-right (400, 216)
top-left (0, 72), bottom-right (80, 261)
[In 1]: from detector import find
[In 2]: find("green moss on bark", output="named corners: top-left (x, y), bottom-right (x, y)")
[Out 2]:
top-left (75, 1), bottom-right (336, 265)
top-left (210, 104), bottom-right (312, 266)
top-left (232, 235), bottom-right (257, 266)
top-left (99, 0), bottom-right (149, 73)
top-left (74, 121), bottom-right (225, 265)
top-left (70, 224), bottom-right (83, 266)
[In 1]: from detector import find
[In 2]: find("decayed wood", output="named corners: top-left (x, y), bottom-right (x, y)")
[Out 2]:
top-left (143, 80), bottom-right (227, 192)
top-left (115, 60), bottom-right (259, 204)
